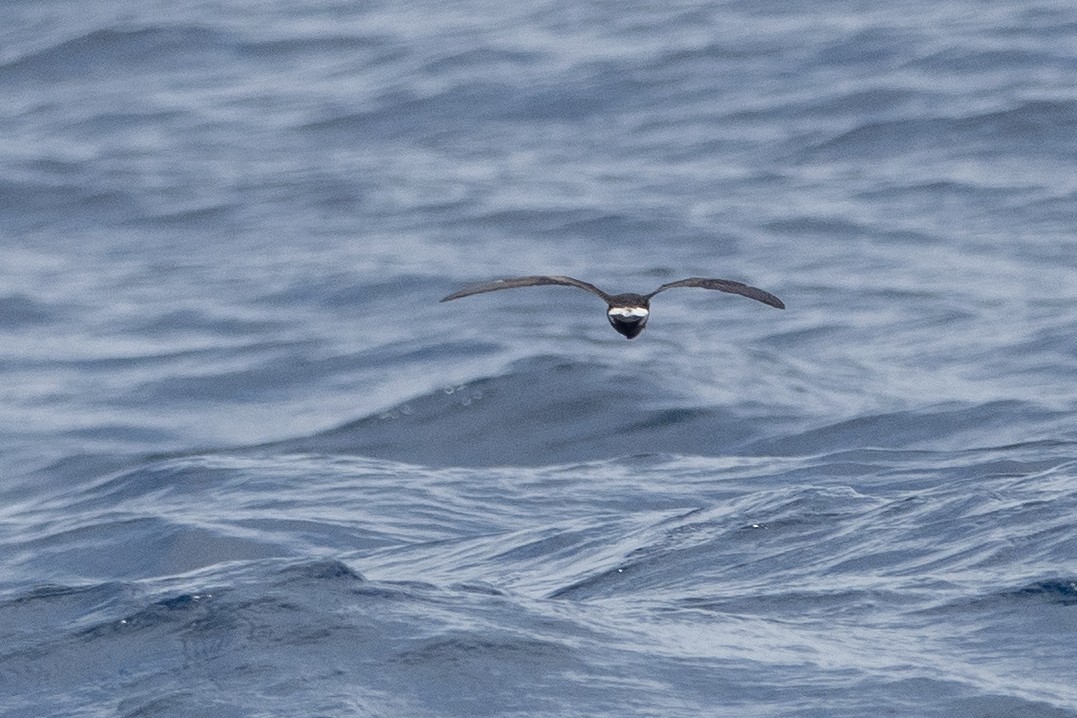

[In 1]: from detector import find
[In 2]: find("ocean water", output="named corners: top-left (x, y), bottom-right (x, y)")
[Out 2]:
top-left (2, 0), bottom-right (1077, 715)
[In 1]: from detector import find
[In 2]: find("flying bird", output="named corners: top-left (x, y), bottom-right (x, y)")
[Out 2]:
top-left (440, 275), bottom-right (784, 339)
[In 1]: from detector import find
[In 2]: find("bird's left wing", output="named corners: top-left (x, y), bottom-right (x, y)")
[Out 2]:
top-left (647, 277), bottom-right (785, 309)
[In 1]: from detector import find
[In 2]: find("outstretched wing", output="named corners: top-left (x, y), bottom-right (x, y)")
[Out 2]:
top-left (648, 277), bottom-right (785, 309)
top-left (440, 275), bottom-right (612, 303)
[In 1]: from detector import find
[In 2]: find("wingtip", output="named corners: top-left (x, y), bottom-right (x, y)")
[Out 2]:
top-left (757, 289), bottom-right (785, 310)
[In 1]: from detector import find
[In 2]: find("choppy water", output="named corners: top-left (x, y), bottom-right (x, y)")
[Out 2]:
top-left (2, 1), bottom-right (1077, 716)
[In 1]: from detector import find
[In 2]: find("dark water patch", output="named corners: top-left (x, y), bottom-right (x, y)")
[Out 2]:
top-left (758, 323), bottom-right (850, 348)
top-left (354, 336), bottom-right (499, 369)
top-left (883, 680), bottom-right (1077, 718)
top-left (908, 46), bottom-right (1077, 75)
top-left (233, 515), bottom-right (400, 554)
top-left (0, 179), bottom-right (136, 228)
top-left (297, 82), bottom-right (512, 143)
top-left (423, 46), bottom-right (545, 75)
top-left (19, 342), bottom-right (297, 373)
top-left (9, 514), bottom-right (286, 582)
top-left (1023, 189), bottom-right (1077, 225)
top-left (0, 293), bottom-right (57, 328)
top-left (950, 98), bottom-right (1077, 148)
top-left (551, 210), bottom-right (670, 243)
top-left (0, 581), bottom-right (134, 649)
top-left (276, 558), bottom-right (365, 584)
top-left (14, 156), bottom-right (85, 176)
top-left (652, 37), bottom-right (792, 70)
top-left (999, 6), bottom-right (1077, 38)
top-left (546, 563), bottom-right (639, 601)
top-left (675, 586), bottom-right (910, 619)
top-left (133, 202), bottom-right (238, 228)
top-left (449, 581), bottom-right (508, 597)
top-left (798, 99), bottom-right (1077, 161)
top-left (239, 33), bottom-right (403, 64)
top-left (1020, 318), bottom-right (1077, 357)
top-left (496, 63), bottom-right (652, 122)
top-left (63, 424), bottom-right (175, 445)
top-left (64, 108), bottom-right (188, 137)
top-left (441, 206), bottom-right (617, 237)
top-left (126, 308), bottom-right (287, 338)
top-left (384, 630), bottom-right (600, 717)
top-left (1008, 578), bottom-right (1077, 606)
top-left (258, 272), bottom-right (434, 310)
top-left (394, 632), bottom-right (573, 666)
top-left (125, 346), bottom-right (362, 403)
top-left (793, 87), bottom-right (921, 119)
top-left (298, 59), bottom-right (651, 145)
top-left (548, 487), bottom-right (877, 601)
top-left (88, 589), bottom-right (231, 640)
top-left (0, 558), bottom-right (399, 705)
top-left (763, 214), bottom-right (868, 238)
top-left (65, 457), bottom-right (251, 506)
top-left (749, 400), bottom-right (1060, 456)
top-left (270, 356), bottom-right (772, 466)
top-left (114, 691), bottom-right (251, 718)
top-left (11, 453), bottom-right (142, 495)
top-left (855, 178), bottom-right (1029, 204)
top-left (813, 27), bottom-right (913, 68)
top-left (0, 26), bottom-right (235, 84)
top-left (422, 45), bottom-right (542, 76)
top-left (950, 695), bottom-right (1077, 718)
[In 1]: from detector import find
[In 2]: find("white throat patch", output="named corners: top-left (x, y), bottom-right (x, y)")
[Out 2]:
top-left (608, 306), bottom-right (649, 318)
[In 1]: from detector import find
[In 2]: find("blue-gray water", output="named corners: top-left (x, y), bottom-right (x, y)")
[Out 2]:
top-left (2, 1), bottom-right (1077, 716)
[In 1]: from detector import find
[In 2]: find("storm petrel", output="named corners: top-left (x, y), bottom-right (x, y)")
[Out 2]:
top-left (440, 275), bottom-right (784, 339)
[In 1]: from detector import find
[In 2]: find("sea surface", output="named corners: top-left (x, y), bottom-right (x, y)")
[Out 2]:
top-left (2, 1), bottom-right (1077, 716)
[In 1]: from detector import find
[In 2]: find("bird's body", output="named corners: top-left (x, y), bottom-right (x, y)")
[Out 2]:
top-left (440, 275), bottom-right (784, 339)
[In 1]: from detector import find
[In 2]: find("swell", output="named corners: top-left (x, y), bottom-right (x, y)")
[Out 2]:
top-left (0, 26), bottom-right (233, 83)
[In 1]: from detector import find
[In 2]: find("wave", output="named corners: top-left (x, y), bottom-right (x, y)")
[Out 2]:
top-left (0, 26), bottom-right (231, 83)
top-left (798, 99), bottom-right (1077, 161)
top-left (4, 435), bottom-right (1076, 714)
top-left (267, 355), bottom-right (775, 465)
top-left (0, 293), bottom-right (57, 328)
top-left (259, 353), bottom-right (1072, 465)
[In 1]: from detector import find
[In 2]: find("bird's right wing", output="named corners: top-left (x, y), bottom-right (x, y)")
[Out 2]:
top-left (440, 275), bottom-right (612, 303)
